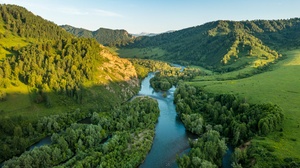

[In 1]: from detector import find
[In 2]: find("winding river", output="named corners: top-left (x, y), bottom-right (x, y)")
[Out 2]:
top-left (138, 72), bottom-right (196, 168)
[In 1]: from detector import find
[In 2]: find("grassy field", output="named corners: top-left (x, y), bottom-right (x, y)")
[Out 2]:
top-left (0, 82), bottom-right (81, 122)
top-left (188, 49), bottom-right (300, 160)
top-left (192, 65), bottom-right (255, 81)
top-left (117, 47), bottom-right (167, 59)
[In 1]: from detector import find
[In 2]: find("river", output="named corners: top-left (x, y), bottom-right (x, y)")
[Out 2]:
top-left (138, 72), bottom-right (196, 168)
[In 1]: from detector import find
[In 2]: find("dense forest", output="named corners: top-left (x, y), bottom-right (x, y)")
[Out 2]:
top-left (1, 38), bottom-right (102, 98)
top-left (0, 5), bottom-right (71, 40)
top-left (2, 97), bottom-right (160, 167)
top-left (61, 25), bottom-right (135, 47)
top-left (173, 84), bottom-right (295, 167)
top-left (119, 18), bottom-right (300, 71)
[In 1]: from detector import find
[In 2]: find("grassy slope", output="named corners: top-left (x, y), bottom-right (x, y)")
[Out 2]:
top-left (188, 49), bottom-right (300, 160)
top-left (0, 20), bottom-right (29, 60)
top-left (1, 84), bottom-right (79, 122)
top-left (117, 47), bottom-right (167, 60)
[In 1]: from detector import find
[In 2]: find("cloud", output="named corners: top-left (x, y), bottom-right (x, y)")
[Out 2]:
top-left (0, 1), bottom-right (123, 18)
top-left (59, 7), bottom-right (89, 15)
top-left (58, 7), bottom-right (123, 18)
top-left (92, 9), bottom-right (123, 17)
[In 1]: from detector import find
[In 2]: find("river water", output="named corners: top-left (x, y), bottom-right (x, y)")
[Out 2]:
top-left (138, 73), bottom-right (195, 168)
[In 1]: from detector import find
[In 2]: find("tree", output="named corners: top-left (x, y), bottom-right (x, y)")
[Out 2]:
top-left (0, 90), bottom-right (7, 101)
top-left (26, 123), bottom-right (35, 136)
top-left (13, 125), bottom-right (23, 137)
top-left (52, 147), bottom-right (62, 163)
top-left (179, 130), bottom-right (227, 167)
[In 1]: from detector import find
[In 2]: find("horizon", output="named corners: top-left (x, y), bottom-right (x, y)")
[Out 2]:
top-left (0, 0), bottom-right (300, 34)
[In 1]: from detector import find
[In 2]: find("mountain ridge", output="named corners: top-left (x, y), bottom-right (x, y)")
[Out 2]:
top-left (118, 18), bottom-right (300, 71)
top-left (60, 24), bottom-right (135, 46)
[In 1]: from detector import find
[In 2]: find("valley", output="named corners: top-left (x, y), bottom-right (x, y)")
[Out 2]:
top-left (0, 3), bottom-right (300, 168)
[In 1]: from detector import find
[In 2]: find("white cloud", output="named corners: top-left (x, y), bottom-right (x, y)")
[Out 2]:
top-left (57, 7), bottom-right (123, 18)
top-left (92, 9), bottom-right (123, 17)
top-left (59, 7), bottom-right (89, 15)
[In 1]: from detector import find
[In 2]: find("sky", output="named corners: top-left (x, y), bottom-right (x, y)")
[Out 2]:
top-left (0, 0), bottom-right (299, 34)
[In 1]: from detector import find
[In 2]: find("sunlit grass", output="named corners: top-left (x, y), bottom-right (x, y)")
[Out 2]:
top-left (188, 65), bottom-right (214, 75)
top-left (0, 21), bottom-right (32, 60)
top-left (192, 64), bottom-right (256, 81)
top-left (118, 47), bottom-right (167, 59)
top-left (0, 81), bottom-right (80, 122)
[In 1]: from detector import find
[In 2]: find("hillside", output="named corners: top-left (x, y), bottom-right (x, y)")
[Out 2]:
top-left (60, 25), bottom-right (135, 46)
top-left (0, 4), bottom-right (139, 162)
top-left (0, 4), bottom-right (72, 61)
top-left (118, 18), bottom-right (300, 72)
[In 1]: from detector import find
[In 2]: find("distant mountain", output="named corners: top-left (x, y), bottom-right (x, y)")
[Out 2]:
top-left (60, 25), bottom-right (93, 38)
top-left (120, 18), bottom-right (300, 71)
top-left (60, 25), bottom-right (135, 46)
top-left (131, 30), bottom-right (175, 37)
top-left (131, 32), bottom-right (158, 37)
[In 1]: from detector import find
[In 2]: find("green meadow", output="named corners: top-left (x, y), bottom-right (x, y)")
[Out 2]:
top-left (188, 49), bottom-right (300, 160)
top-left (0, 82), bottom-right (81, 122)
top-left (117, 47), bottom-right (167, 59)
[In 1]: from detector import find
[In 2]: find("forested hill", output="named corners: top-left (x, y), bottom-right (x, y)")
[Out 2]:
top-left (0, 4), bottom-right (72, 40)
top-left (0, 4), bottom-right (139, 162)
top-left (60, 25), bottom-right (135, 46)
top-left (0, 4), bottom-right (138, 102)
top-left (120, 18), bottom-right (300, 70)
